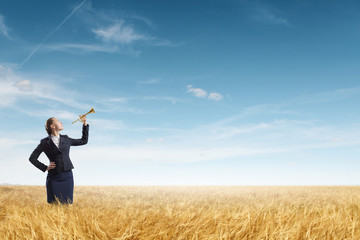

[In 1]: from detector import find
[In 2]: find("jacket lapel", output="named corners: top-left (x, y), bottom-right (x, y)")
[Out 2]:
top-left (47, 135), bottom-right (62, 152)
top-left (58, 135), bottom-right (65, 151)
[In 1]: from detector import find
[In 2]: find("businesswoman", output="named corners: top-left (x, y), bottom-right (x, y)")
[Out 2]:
top-left (29, 115), bottom-right (89, 204)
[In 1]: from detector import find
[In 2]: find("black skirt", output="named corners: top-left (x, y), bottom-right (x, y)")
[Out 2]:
top-left (46, 170), bottom-right (74, 204)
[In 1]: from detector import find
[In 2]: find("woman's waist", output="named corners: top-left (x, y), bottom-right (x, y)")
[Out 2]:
top-left (47, 168), bottom-right (73, 178)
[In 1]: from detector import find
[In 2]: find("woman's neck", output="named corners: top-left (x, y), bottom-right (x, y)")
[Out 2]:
top-left (51, 131), bottom-right (60, 137)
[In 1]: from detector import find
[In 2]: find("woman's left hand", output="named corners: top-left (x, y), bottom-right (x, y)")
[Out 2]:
top-left (79, 114), bottom-right (87, 126)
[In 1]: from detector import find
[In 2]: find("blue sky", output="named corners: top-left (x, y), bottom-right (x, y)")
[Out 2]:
top-left (0, 0), bottom-right (360, 185)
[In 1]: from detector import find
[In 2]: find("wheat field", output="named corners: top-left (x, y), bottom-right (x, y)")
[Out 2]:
top-left (1, 186), bottom-right (360, 239)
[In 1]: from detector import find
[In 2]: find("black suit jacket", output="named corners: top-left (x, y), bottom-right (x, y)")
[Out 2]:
top-left (29, 125), bottom-right (89, 175)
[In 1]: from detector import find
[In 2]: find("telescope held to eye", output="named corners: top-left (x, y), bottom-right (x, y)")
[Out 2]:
top-left (72, 107), bottom-right (95, 124)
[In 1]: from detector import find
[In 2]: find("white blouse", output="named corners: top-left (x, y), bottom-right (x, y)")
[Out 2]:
top-left (51, 134), bottom-right (60, 148)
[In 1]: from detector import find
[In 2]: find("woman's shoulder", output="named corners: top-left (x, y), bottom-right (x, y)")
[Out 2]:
top-left (40, 136), bottom-right (50, 142)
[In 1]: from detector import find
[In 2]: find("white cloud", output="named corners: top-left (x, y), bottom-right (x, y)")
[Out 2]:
top-left (72, 144), bottom-right (282, 164)
top-left (93, 21), bottom-right (146, 44)
top-left (95, 95), bottom-right (181, 114)
top-left (145, 38), bottom-right (185, 47)
top-left (46, 43), bottom-right (119, 53)
top-left (210, 122), bottom-right (272, 139)
top-left (0, 14), bottom-right (9, 38)
top-left (142, 96), bottom-right (179, 104)
top-left (0, 65), bottom-right (27, 107)
top-left (187, 85), bottom-right (223, 101)
top-left (296, 87), bottom-right (360, 104)
top-left (145, 137), bottom-right (165, 143)
top-left (91, 118), bottom-right (126, 130)
top-left (0, 138), bottom-right (37, 148)
top-left (208, 92), bottom-right (223, 101)
top-left (16, 108), bottom-right (78, 121)
top-left (14, 79), bottom-right (33, 92)
top-left (45, 43), bottom-right (142, 56)
top-left (2, 93), bottom-right (360, 185)
top-left (95, 97), bottom-right (144, 114)
top-left (103, 97), bottom-right (128, 103)
top-left (0, 64), bottom-right (88, 110)
top-left (82, 5), bottom-right (179, 46)
top-left (137, 78), bottom-right (160, 85)
top-left (38, 5), bottom-right (180, 57)
top-left (252, 8), bottom-right (291, 27)
top-left (187, 85), bottom-right (207, 98)
top-left (129, 14), bottom-right (156, 30)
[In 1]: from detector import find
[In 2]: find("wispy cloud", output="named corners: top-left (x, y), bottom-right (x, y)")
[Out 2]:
top-left (72, 4), bottom-right (181, 54)
top-left (13, 79), bottom-right (33, 92)
top-left (46, 43), bottom-right (119, 53)
top-left (0, 65), bottom-right (28, 108)
top-left (208, 92), bottom-right (223, 101)
top-left (202, 103), bottom-right (300, 129)
top-left (96, 95), bottom-right (181, 114)
top-left (91, 118), bottom-right (126, 130)
top-left (187, 85), bottom-right (207, 98)
top-left (71, 112), bottom-right (360, 164)
top-left (0, 138), bottom-right (37, 148)
top-left (33, 3), bottom-right (182, 56)
top-left (142, 96), bottom-right (179, 104)
top-left (295, 87), bottom-right (360, 104)
top-left (241, 1), bottom-right (291, 28)
top-left (252, 8), bottom-right (291, 27)
top-left (20, 0), bottom-right (87, 67)
top-left (91, 20), bottom-right (183, 48)
top-left (15, 108), bottom-right (78, 121)
top-left (137, 78), bottom-right (160, 85)
top-left (95, 97), bottom-right (146, 114)
top-left (129, 14), bottom-right (157, 30)
top-left (0, 14), bottom-right (10, 38)
top-left (0, 64), bottom-right (88, 110)
top-left (144, 38), bottom-right (185, 47)
top-left (93, 21), bottom-right (147, 44)
top-left (187, 85), bottom-right (223, 101)
top-left (208, 122), bottom-right (272, 140)
top-left (46, 43), bottom-right (142, 56)
top-left (72, 144), bottom-right (283, 164)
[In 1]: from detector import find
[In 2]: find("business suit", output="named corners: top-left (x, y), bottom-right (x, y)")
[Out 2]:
top-left (29, 124), bottom-right (89, 203)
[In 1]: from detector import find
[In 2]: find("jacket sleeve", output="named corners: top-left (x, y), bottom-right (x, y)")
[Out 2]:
top-left (29, 141), bottom-right (48, 172)
top-left (69, 124), bottom-right (89, 146)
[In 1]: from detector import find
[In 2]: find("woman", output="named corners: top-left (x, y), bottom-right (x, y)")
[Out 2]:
top-left (29, 115), bottom-right (89, 204)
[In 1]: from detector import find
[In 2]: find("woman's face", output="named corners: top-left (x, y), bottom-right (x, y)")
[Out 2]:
top-left (51, 118), bottom-right (64, 132)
